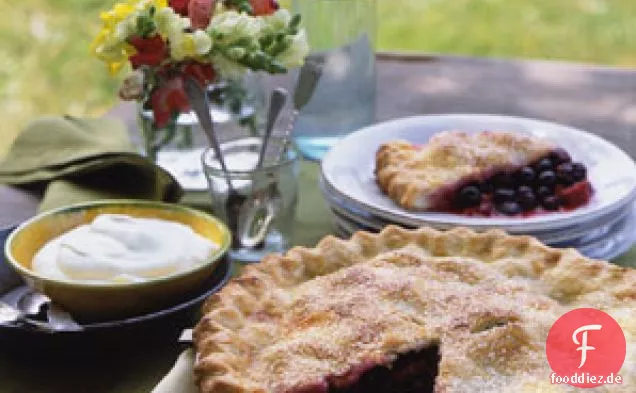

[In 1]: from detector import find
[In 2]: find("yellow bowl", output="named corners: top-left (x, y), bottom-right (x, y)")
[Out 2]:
top-left (4, 200), bottom-right (231, 321)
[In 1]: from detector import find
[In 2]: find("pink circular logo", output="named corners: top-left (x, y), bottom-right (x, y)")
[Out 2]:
top-left (546, 308), bottom-right (626, 388)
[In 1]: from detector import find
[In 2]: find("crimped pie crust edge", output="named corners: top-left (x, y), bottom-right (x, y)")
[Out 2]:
top-left (193, 226), bottom-right (635, 393)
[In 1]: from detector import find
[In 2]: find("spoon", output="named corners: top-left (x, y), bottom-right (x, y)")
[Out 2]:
top-left (238, 62), bottom-right (323, 248)
top-left (0, 286), bottom-right (82, 331)
top-left (0, 298), bottom-right (53, 331)
top-left (183, 77), bottom-right (233, 192)
top-left (0, 300), bottom-right (22, 324)
top-left (257, 88), bottom-right (288, 168)
top-left (239, 89), bottom-right (288, 248)
top-left (185, 77), bottom-right (247, 247)
top-left (18, 289), bottom-right (49, 315)
top-left (267, 58), bottom-right (324, 162)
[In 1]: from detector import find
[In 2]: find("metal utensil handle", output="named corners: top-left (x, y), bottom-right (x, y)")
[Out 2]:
top-left (257, 88), bottom-right (288, 168)
top-left (184, 78), bottom-right (234, 192)
top-left (270, 109), bottom-right (298, 162)
top-left (268, 59), bottom-right (323, 162)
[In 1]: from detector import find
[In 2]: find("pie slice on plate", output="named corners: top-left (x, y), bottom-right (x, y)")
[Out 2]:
top-left (375, 131), bottom-right (593, 216)
top-left (193, 226), bottom-right (634, 392)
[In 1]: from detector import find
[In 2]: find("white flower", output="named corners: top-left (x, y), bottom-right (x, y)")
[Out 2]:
top-left (277, 29), bottom-right (309, 68)
top-left (155, 7), bottom-right (191, 40)
top-left (114, 15), bottom-right (137, 41)
top-left (192, 30), bottom-right (213, 55)
top-left (209, 10), bottom-right (263, 41)
top-left (169, 31), bottom-right (211, 60)
top-left (170, 33), bottom-right (194, 61)
top-left (211, 54), bottom-right (248, 80)
top-left (263, 9), bottom-right (291, 33)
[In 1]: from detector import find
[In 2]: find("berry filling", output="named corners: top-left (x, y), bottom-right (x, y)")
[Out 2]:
top-left (448, 149), bottom-right (592, 217)
top-left (292, 346), bottom-right (441, 393)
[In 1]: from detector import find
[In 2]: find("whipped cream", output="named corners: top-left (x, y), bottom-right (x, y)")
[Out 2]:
top-left (32, 214), bottom-right (218, 283)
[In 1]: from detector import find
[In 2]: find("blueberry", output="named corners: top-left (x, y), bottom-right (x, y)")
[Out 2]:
top-left (493, 188), bottom-right (515, 203)
top-left (479, 181), bottom-right (494, 194)
top-left (457, 185), bottom-right (481, 208)
top-left (497, 201), bottom-right (522, 216)
top-left (557, 162), bottom-right (573, 174)
top-left (515, 167), bottom-right (536, 185)
top-left (542, 195), bottom-right (561, 211)
top-left (517, 190), bottom-right (537, 211)
top-left (556, 163), bottom-right (575, 186)
top-left (538, 170), bottom-right (557, 187)
top-left (517, 185), bottom-right (534, 195)
top-left (536, 185), bottom-right (553, 198)
top-left (571, 162), bottom-right (587, 182)
top-left (536, 158), bottom-right (554, 172)
top-left (491, 173), bottom-right (514, 189)
top-left (549, 148), bottom-right (572, 165)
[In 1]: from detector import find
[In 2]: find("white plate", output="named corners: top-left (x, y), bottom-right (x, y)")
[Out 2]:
top-left (332, 205), bottom-right (636, 261)
top-left (322, 114), bottom-right (636, 232)
top-left (321, 173), bottom-right (634, 244)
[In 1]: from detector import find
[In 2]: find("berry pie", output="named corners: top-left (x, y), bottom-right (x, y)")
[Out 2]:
top-left (193, 226), bottom-right (634, 393)
top-left (375, 131), bottom-right (593, 216)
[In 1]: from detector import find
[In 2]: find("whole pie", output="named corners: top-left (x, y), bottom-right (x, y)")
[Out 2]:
top-left (375, 131), bottom-right (593, 216)
top-left (193, 226), bottom-right (634, 392)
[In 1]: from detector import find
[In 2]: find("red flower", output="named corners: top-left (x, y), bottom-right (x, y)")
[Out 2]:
top-left (189, 0), bottom-right (216, 30)
top-left (151, 76), bottom-right (191, 127)
top-left (183, 62), bottom-right (216, 86)
top-left (249, 0), bottom-right (279, 16)
top-left (128, 35), bottom-right (169, 68)
top-left (169, 0), bottom-right (190, 16)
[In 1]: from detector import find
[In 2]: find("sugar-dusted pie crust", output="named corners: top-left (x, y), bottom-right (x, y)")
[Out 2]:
top-left (375, 131), bottom-right (556, 210)
top-left (193, 226), bottom-right (635, 393)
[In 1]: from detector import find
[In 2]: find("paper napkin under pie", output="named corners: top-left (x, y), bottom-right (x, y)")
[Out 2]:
top-left (152, 349), bottom-right (198, 393)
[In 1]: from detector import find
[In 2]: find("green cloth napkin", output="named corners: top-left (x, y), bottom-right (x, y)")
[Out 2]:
top-left (0, 116), bottom-right (182, 211)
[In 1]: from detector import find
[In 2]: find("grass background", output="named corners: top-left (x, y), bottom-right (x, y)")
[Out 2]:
top-left (0, 0), bottom-right (634, 155)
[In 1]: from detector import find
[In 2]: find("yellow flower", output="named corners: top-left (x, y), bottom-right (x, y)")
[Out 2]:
top-left (90, 0), bottom-right (169, 74)
top-left (171, 33), bottom-right (197, 61)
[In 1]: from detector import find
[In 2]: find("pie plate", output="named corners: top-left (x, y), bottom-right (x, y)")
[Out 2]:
top-left (0, 226), bottom-right (232, 356)
top-left (321, 175), bottom-right (635, 245)
top-left (321, 114), bottom-right (636, 233)
top-left (330, 203), bottom-right (636, 261)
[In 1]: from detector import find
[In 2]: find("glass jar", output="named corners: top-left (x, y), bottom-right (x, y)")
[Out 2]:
top-left (201, 137), bottom-right (300, 263)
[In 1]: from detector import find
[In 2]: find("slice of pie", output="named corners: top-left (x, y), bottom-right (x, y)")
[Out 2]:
top-left (375, 131), bottom-right (593, 216)
top-left (193, 226), bottom-right (634, 393)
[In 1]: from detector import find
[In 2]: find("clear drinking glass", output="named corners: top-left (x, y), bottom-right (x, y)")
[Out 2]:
top-left (291, 0), bottom-right (377, 161)
top-left (201, 138), bottom-right (300, 262)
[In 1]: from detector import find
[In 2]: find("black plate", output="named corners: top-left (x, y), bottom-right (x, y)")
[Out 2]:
top-left (0, 226), bottom-right (232, 356)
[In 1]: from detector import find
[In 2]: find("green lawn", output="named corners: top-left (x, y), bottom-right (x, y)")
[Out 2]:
top-left (1, 0), bottom-right (634, 155)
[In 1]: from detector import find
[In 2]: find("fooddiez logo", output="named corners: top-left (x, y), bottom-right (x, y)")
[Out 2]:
top-left (546, 308), bottom-right (626, 388)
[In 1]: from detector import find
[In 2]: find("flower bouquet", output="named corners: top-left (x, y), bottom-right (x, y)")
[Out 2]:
top-left (91, 0), bottom-right (309, 161)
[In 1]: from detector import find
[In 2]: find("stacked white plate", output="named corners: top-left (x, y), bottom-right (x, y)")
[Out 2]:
top-left (320, 115), bottom-right (636, 260)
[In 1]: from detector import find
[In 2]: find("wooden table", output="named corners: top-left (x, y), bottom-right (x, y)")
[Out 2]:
top-left (1, 53), bottom-right (635, 392)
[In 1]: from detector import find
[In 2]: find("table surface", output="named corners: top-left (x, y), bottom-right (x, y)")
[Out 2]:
top-left (1, 53), bottom-right (635, 392)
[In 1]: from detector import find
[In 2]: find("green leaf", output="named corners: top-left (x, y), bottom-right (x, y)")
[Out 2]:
top-left (136, 14), bottom-right (156, 38)
top-left (269, 61), bottom-right (287, 74)
top-left (290, 14), bottom-right (302, 29)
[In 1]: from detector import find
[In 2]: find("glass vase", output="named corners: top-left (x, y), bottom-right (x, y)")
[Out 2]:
top-left (137, 74), bottom-right (266, 191)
